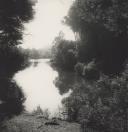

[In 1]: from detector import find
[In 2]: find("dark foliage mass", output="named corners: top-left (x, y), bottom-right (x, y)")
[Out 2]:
top-left (51, 0), bottom-right (128, 132)
top-left (60, 69), bottom-right (128, 132)
top-left (0, 79), bottom-right (25, 121)
top-left (52, 34), bottom-right (77, 71)
top-left (52, 0), bottom-right (128, 78)
top-left (0, 47), bottom-right (29, 78)
top-left (63, 0), bottom-right (128, 75)
top-left (0, 0), bottom-right (35, 123)
top-left (0, 0), bottom-right (34, 46)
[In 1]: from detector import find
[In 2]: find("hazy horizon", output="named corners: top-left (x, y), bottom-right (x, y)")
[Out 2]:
top-left (22, 0), bottom-right (75, 49)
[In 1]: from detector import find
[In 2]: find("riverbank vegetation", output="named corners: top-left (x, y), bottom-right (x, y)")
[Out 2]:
top-left (52, 0), bottom-right (128, 75)
top-left (0, 110), bottom-right (80, 132)
top-left (0, 0), bottom-right (35, 125)
top-left (51, 0), bottom-right (128, 131)
top-left (20, 47), bottom-right (52, 59)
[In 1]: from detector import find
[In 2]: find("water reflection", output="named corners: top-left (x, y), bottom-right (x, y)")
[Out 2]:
top-left (54, 70), bottom-right (76, 95)
top-left (14, 59), bottom-right (71, 115)
top-left (54, 68), bottom-right (86, 95)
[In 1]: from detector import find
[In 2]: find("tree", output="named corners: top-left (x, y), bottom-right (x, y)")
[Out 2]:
top-left (0, 0), bottom-right (35, 46)
top-left (52, 35), bottom-right (77, 71)
top-left (0, 0), bottom-right (35, 122)
top-left (64, 0), bottom-right (128, 74)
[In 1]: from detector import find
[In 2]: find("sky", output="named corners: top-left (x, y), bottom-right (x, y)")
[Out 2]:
top-left (22, 0), bottom-right (75, 49)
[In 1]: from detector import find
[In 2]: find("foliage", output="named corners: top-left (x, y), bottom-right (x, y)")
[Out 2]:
top-left (32, 106), bottom-right (50, 119)
top-left (52, 35), bottom-right (77, 71)
top-left (0, 0), bottom-right (35, 46)
top-left (32, 106), bottom-right (44, 115)
top-left (52, 1), bottom-right (128, 131)
top-left (65, 0), bottom-right (128, 34)
top-left (0, 0), bottom-right (35, 122)
top-left (0, 47), bottom-right (29, 78)
top-left (62, 69), bottom-right (128, 131)
top-left (64, 0), bottom-right (128, 74)
top-left (0, 79), bottom-right (25, 122)
top-left (61, 82), bottom-right (92, 122)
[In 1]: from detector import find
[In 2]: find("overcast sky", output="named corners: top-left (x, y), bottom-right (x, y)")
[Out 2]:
top-left (22, 0), bottom-right (75, 49)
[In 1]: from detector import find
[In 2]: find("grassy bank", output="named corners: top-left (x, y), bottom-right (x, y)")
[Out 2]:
top-left (0, 112), bottom-right (80, 132)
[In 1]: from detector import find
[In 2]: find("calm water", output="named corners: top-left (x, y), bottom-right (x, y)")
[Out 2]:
top-left (13, 59), bottom-right (71, 116)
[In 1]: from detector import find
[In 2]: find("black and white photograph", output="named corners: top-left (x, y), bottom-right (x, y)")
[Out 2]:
top-left (0, 0), bottom-right (128, 132)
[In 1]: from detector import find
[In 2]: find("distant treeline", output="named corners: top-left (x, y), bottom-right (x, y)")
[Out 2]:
top-left (20, 47), bottom-right (52, 59)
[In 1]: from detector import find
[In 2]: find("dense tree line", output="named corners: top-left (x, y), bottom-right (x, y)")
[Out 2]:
top-left (52, 0), bottom-right (128, 75)
top-left (0, 0), bottom-right (35, 123)
top-left (52, 0), bottom-right (128, 131)
top-left (64, 0), bottom-right (128, 75)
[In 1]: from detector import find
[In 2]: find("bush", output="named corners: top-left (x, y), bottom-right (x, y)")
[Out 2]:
top-left (62, 68), bottom-right (128, 131)
top-left (32, 106), bottom-right (50, 119)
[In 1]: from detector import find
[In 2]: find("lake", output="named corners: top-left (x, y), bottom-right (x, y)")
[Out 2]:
top-left (13, 59), bottom-right (71, 116)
